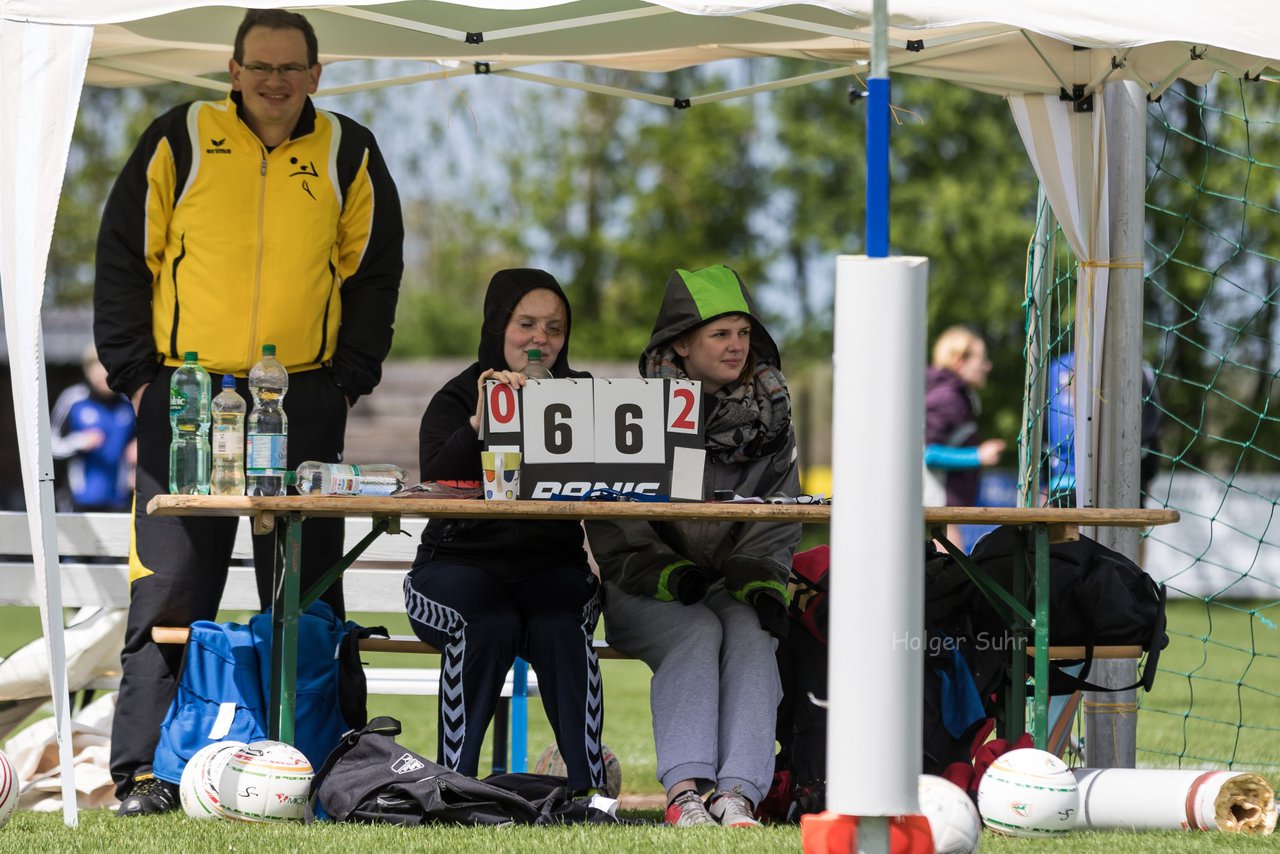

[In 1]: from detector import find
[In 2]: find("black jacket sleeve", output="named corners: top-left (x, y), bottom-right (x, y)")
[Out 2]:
top-left (419, 366), bottom-right (485, 482)
top-left (330, 118), bottom-right (404, 405)
top-left (93, 109), bottom-right (189, 398)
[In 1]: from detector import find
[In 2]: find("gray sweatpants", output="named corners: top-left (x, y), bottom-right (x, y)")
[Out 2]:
top-left (602, 580), bottom-right (782, 806)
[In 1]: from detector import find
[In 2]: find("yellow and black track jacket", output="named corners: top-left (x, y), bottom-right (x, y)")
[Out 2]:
top-left (94, 92), bottom-right (403, 403)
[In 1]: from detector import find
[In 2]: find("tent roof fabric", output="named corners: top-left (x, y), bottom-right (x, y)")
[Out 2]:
top-left (5, 1), bottom-right (1278, 97)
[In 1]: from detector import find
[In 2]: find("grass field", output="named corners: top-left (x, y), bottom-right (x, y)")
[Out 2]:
top-left (1, 599), bottom-right (1276, 850)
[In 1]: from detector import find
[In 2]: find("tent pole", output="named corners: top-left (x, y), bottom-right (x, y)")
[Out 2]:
top-left (1084, 79), bottom-right (1146, 769)
top-left (865, 0), bottom-right (889, 258)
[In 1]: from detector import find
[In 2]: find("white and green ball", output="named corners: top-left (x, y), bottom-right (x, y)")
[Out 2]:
top-left (534, 743), bottom-right (622, 798)
top-left (977, 748), bottom-right (1079, 838)
top-left (218, 740), bottom-right (313, 823)
top-left (0, 747), bottom-right (18, 828)
top-left (180, 740), bottom-right (247, 820)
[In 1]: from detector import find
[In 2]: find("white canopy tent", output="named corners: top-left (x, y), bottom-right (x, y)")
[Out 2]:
top-left (3, 0), bottom-right (1278, 829)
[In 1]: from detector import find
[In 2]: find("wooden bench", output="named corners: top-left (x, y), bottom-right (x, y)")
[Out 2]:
top-left (0, 510), bottom-right (543, 771)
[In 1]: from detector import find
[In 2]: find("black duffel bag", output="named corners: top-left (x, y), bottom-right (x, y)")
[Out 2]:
top-left (310, 716), bottom-right (621, 826)
top-left (968, 525), bottom-right (1168, 694)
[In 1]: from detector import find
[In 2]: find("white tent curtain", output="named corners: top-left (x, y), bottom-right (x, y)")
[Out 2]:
top-left (1008, 88), bottom-right (1111, 509)
top-left (0, 18), bottom-right (94, 827)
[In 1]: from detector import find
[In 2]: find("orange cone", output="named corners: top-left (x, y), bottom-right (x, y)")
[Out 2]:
top-left (801, 811), bottom-right (935, 854)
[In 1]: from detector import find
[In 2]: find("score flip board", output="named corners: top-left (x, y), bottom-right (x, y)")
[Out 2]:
top-left (484, 378), bottom-right (706, 500)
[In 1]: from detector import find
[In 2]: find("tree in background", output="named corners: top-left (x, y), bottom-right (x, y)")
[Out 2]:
top-left (769, 67), bottom-right (1038, 441)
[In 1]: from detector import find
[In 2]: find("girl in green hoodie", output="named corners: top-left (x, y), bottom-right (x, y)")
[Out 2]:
top-left (587, 264), bottom-right (802, 827)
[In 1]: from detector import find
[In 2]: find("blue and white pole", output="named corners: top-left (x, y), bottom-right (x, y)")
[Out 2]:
top-left (826, 2), bottom-right (928, 851)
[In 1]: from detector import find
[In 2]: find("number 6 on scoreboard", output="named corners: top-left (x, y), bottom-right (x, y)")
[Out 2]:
top-left (667, 380), bottom-right (701, 434)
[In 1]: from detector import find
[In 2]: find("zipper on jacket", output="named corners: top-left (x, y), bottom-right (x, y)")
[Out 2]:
top-left (247, 152), bottom-right (267, 367)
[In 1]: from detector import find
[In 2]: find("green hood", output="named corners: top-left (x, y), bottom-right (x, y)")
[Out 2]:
top-left (639, 265), bottom-right (781, 376)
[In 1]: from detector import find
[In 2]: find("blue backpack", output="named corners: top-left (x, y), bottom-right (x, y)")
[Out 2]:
top-left (153, 601), bottom-right (381, 784)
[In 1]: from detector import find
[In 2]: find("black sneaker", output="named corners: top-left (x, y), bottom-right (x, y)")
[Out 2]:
top-left (117, 775), bottom-right (179, 817)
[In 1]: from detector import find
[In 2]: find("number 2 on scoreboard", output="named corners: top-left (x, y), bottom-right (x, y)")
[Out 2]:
top-left (667, 380), bottom-right (700, 434)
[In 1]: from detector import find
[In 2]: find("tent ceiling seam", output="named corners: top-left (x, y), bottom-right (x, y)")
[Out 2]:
top-left (495, 69), bottom-right (674, 106)
top-left (687, 65), bottom-right (859, 105)
top-left (1082, 48), bottom-right (1130, 97)
top-left (89, 57), bottom-right (228, 92)
top-left (738, 11), bottom-right (881, 46)
top-left (485, 63), bottom-right (863, 108)
top-left (321, 6), bottom-right (466, 42)
top-left (1021, 30), bottom-right (1071, 94)
top-left (317, 63), bottom-right (484, 97)
top-left (482, 6), bottom-right (672, 43)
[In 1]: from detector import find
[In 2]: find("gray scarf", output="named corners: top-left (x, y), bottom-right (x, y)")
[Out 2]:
top-left (645, 347), bottom-right (791, 463)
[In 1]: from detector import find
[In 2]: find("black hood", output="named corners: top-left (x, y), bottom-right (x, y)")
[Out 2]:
top-left (476, 268), bottom-right (577, 377)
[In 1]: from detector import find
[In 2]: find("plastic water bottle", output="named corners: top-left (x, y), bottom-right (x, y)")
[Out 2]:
top-left (210, 374), bottom-right (246, 496)
top-left (522, 348), bottom-right (552, 380)
top-left (294, 461), bottom-right (408, 496)
top-left (247, 344), bottom-right (288, 496)
top-left (168, 351), bottom-right (211, 494)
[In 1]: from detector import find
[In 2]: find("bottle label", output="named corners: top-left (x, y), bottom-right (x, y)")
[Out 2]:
top-left (212, 428), bottom-right (244, 456)
top-left (169, 391), bottom-right (188, 413)
top-left (325, 475), bottom-right (360, 495)
top-left (355, 476), bottom-right (402, 497)
top-left (246, 433), bottom-right (287, 473)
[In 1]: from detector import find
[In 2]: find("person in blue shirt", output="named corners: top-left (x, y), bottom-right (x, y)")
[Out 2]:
top-left (1044, 351), bottom-right (1162, 505)
top-left (51, 346), bottom-right (136, 512)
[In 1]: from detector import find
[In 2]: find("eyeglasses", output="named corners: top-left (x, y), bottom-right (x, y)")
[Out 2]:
top-left (239, 61), bottom-right (311, 78)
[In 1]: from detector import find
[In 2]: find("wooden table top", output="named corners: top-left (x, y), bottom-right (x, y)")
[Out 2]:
top-left (148, 494), bottom-right (1180, 527)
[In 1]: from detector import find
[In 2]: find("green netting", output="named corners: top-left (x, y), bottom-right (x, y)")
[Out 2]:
top-left (1020, 79), bottom-right (1280, 771)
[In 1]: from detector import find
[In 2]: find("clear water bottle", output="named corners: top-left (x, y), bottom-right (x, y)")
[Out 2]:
top-left (247, 344), bottom-right (288, 496)
top-left (169, 351), bottom-right (211, 494)
top-left (210, 374), bottom-right (246, 496)
top-left (294, 461), bottom-right (408, 496)
top-left (522, 348), bottom-right (552, 380)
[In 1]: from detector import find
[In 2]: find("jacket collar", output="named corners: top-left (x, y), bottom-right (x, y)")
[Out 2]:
top-left (226, 91), bottom-right (317, 145)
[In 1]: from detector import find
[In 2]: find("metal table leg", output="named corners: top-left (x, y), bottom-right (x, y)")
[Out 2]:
top-left (269, 511), bottom-right (303, 742)
top-left (1006, 528), bottom-right (1028, 742)
top-left (1032, 523), bottom-right (1051, 749)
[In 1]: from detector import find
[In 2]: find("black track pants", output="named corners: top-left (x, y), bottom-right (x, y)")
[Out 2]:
top-left (403, 560), bottom-right (605, 790)
top-left (110, 366), bottom-right (348, 797)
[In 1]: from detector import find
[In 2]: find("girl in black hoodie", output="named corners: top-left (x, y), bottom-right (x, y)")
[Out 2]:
top-left (403, 269), bottom-right (605, 792)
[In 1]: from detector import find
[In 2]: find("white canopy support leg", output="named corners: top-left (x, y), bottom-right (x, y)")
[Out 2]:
top-left (0, 18), bottom-right (94, 827)
top-left (1084, 79), bottom-right (1147, 768)
top-left (827, 255), bottom-right (928, 824)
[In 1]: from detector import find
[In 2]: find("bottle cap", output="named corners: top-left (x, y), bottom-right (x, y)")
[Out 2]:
top-left (284, 471), bottom-right (297, 487)
top-left (262, 344), bottom-right (276, 356)
top-left (528, 349), bottom-right (542, 360)
top-left (183, 351), bottom-right (199, 362)
top-left (221, 374), bottom-right (236, 389)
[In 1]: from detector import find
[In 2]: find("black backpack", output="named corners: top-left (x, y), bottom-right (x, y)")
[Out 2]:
top-left (968, 525), bottom-right (1168, 693)
top-left (310, 716), bottom-right (622, 826)
top-left (922, 542), bottom-right (1006, 774)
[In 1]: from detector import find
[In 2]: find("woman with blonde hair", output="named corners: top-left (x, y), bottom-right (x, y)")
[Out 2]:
top-left (924, 325), bottom-right (1006, 548)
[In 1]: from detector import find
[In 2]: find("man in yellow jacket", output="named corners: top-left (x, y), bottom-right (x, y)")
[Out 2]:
top-left (93, 8), bottom-right (403, 815)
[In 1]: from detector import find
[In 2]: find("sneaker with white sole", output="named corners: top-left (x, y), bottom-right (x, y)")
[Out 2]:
top-left (710, 787), bottom-right (761, 827)
top-left (665, 789), bottom-right (716, 827)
